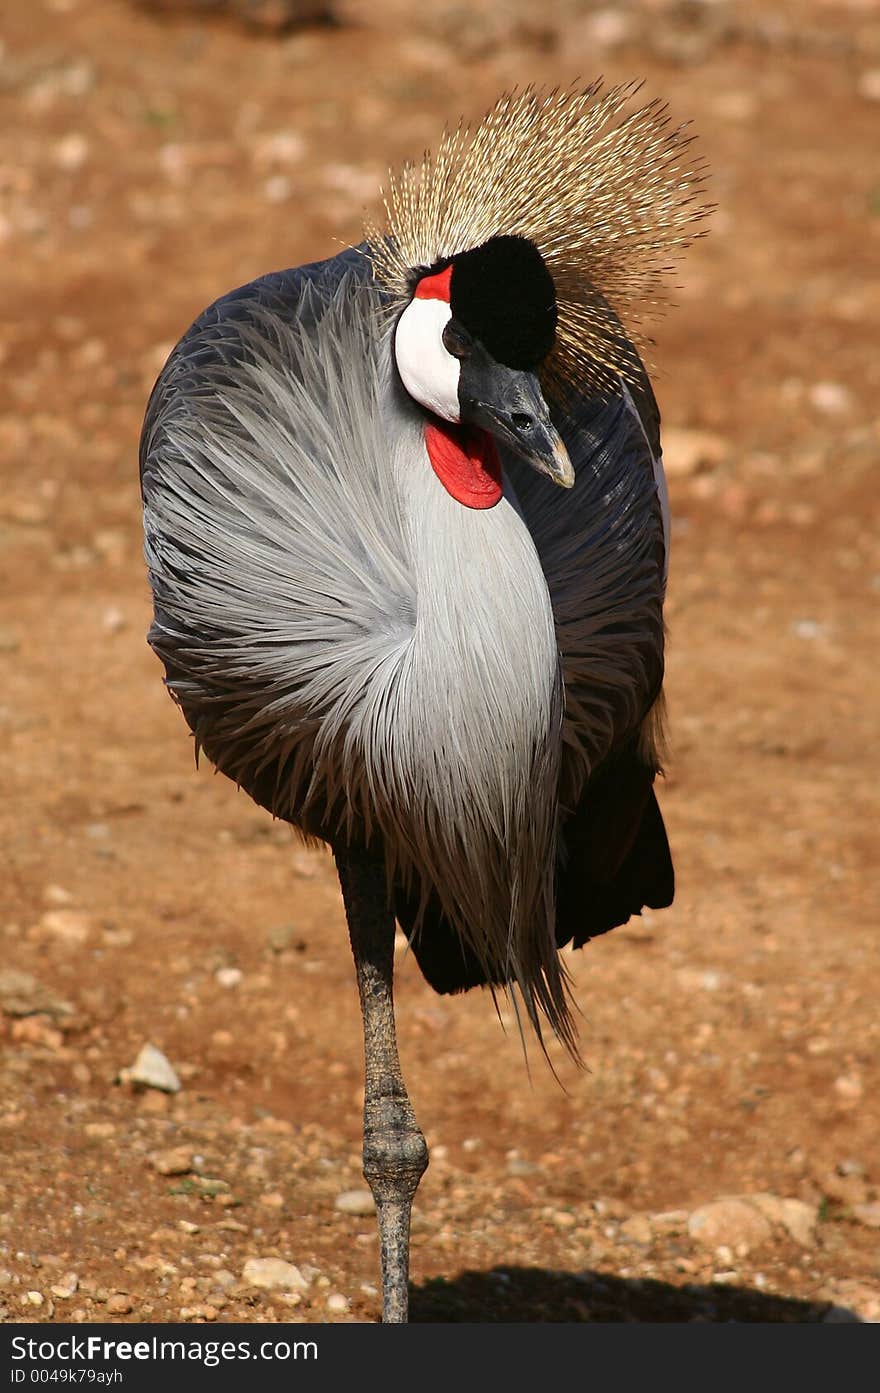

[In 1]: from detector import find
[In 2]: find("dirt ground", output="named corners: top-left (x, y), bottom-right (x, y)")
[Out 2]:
top-left (1, 0), bottom-right (878, 1325)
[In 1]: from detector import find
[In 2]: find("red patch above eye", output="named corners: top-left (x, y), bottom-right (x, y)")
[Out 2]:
top-left (414, 264), bottom-right (453, 303)
top-left (424, 420), bottom-right (503, 510)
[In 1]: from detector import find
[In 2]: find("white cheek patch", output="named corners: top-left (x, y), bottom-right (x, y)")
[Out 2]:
top-left (394, 297), bottom-right (461, 424)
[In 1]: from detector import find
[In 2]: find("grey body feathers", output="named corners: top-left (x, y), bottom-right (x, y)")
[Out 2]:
top-left (140, 247), bottom-right (672, 1048)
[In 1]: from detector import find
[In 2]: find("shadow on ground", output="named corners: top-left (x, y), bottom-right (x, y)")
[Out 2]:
top-left (410, 1266), bottom-right (849, 1323)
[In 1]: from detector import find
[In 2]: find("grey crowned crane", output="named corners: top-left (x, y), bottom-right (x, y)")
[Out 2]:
top-left (139, 83), bottom-right (707, 1322)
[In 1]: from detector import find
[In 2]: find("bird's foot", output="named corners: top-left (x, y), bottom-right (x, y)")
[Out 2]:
top-left (364, 1097), bottom-right (428, 1323)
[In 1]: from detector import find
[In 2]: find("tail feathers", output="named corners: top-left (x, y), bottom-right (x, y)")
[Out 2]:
top-left (556, 788), bottom-right (674, 949)
top-left (395, 787), bottom-right (673, 996)
top-left (394, 882), bottom-right (508, 995)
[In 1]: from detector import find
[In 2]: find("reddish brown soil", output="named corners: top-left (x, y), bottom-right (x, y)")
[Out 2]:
top-left (1, 0), bottom-right (878, 1324)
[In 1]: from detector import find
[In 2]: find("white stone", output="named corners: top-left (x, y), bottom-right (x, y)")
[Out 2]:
top-left (857, 69), bottom-right (880, 103)
top-left (834, 1073), bottom-right (863, 1100)
top-left (853, 1204), bottom-right (880, 1229)
top-left (49, 1273), bottom-right (78, 1299)
top-left (44, 885), bottom-right (74, 906)
top-left (264, 175), bottom-right (292, 204)
top-left (241, 1258), bottom-right (309, 1292)
top-left (749, 1194), bottom-right (818, 1247)
top-left (661, 428), bottom-right (728, 478)
top-left (618, 1215), bottom-right (653, 1245)
top-left (334, 1189), bottom-right (376, 1216)
top-left (54, 134), bottom-right (89, 170)
top-left (37, 909), bottom-right (93, 944)
top-left (121, 1043), bottom-right (181, 1093)
top-left (215, 967), bottom-right (243, 989)
top-left (687, 1198), bottom-right (773, 1252)
top-left (149, 1146), bottom-right (194, 1176)
top-left (809, 381), bottom-right (851, 415)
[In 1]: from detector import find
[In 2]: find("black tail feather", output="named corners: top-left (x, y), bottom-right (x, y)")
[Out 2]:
top-left (395, 746), bottom-right (674, 995)
top-left (556, 787), bottom-right (674, 950)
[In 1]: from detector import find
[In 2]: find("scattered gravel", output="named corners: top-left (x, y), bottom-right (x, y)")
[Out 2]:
top-left (0, 970), bottom-right (72, 1019)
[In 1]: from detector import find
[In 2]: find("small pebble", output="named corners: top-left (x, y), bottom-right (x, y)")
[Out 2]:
top-left (241, 1258), bottom-right (308, 1292)
top-left (54, 133), bottom-right (89, 170)
top-left (619, 1215), bottom-right (653, 1246)
top-left (251, 130), bottom-right (306, 167)
top-left (35, 909), bottom-right (93, 944)
top-left (215, 967), bottom-right (243, 989)
top-left (44, 885), bottom-right (74, 906)
top-left (103, 607), bottom-right (126, 633)
top-left (852, 1204), bottom-right (880, 1229)
top-left (266, 924), bottom-right (298, 952)
top-left (688, 1198), bottom-right (772, 1252)
top-left (180, 1304), bottom-right (218, 1321)
top-left (661, 427), bottom-right (728, 478)
top-left (834, 1074), bottom-right (863, 1101)
top-left (506, 1158), bottom-right (538, 1177)
top-left (335, 1189), bottom-right (375, 1216)
top-left (858, 69), bottom-right (880, 102)
top-left (49, 1273), bottom-right (78, 1300)
top-left (264, 175), bottom-right (292, 203)
top-left (121, 1043), bottom-right (182, 1093)
top-left (150, 1146), bottom-right (194, 1177)
top-left (809, 381), bottom-right (851, 415)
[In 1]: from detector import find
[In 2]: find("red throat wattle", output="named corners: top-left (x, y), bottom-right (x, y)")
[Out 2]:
top-left (424, 420), bottom-right (503, 509)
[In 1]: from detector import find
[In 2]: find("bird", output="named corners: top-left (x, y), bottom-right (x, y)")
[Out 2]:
top-left (139, 82), bottom-right (708, 1323)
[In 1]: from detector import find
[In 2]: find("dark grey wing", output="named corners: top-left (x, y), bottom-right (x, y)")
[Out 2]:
top-left (140, 244), bottom-right (372, 495)
top-left (139, 245), bottom-right (413, 833)
top-left (553, 733), bottom-right (674, 950)
top-left (508, 345), bottom-right (673, 950)
top-left (507, 366), bottom-right (667, 796)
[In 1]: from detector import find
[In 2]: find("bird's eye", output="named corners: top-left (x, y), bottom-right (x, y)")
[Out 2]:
top-left (442, 321), bottom-right (473, 360)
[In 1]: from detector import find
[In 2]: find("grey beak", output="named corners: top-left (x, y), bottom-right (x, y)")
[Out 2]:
top-left (459, 360), bottom-right (575, 489)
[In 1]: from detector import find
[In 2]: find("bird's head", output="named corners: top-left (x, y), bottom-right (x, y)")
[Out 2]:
top-left (372, 84), bottom-right (711, 509)
top-left (393, 235), bottom-right (574, 502)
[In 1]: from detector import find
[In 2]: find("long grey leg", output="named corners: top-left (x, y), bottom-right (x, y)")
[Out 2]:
top-left (334, 840), bottom-right (429, 1324)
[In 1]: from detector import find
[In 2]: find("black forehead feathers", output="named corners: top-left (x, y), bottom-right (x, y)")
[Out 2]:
top-left (449, 235), bottom-right (557, 370)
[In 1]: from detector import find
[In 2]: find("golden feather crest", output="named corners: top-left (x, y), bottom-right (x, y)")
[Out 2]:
top-left (366, 81), bottom-right (711, 396)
